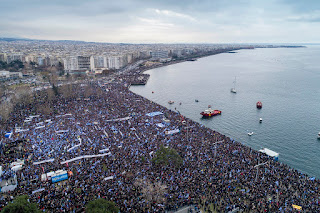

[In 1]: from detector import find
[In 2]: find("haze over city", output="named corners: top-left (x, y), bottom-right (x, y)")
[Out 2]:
top-left (1, 0), bottom-right (320, 43)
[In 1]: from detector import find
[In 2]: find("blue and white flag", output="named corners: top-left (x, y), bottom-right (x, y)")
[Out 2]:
top-left (5, 132), bottom-right (13, 139)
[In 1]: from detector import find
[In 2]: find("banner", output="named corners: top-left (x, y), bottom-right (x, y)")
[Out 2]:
top-left (105, 117), bottom-right (131, 122)
top-left (52, 172), bottom-right (68, 183)
top-left (32, 188), bottom-right (45, 194)
top-left (146, 112), bottom-right (163, 117)
top-left (55, 130), bottom-right (69, 133)
top-left (156, 123), bottom-right (165, 128)
top-left (165, 129), bottom-right (180, 135)
top-left (33, 159), bottom-right (55, 165)
top-left (99, 148), bottom-right (109, 153)
top-left (104, 176), bottom-right (114, 181)
top-left (60, 152), bottom-right (111, 164)
top-left (35, 126), bottom-right (45, 129)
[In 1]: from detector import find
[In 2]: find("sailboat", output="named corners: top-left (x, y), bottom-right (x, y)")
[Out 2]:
top-left (230, 77), bottom-right (237, 93)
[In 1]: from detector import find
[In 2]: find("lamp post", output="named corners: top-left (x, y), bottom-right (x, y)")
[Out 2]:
top-left (212, 140), bottom-right (224, 159)
top-left (254, 160), bottom-right (268, 182)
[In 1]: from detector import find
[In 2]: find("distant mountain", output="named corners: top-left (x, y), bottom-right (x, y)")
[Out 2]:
top-left (0, 37), bottom-right (113, 44)
top-left (1, 37), bottom-right (317, 46)
top-left (0, 37), bottom-right (33, 42)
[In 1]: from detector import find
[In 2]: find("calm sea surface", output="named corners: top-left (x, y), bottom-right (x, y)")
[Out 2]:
top-left (130, 46), bottom-right (320, 178)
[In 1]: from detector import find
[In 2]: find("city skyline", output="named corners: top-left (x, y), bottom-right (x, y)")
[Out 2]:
top-left (1, 0), bottom-right (320, 43)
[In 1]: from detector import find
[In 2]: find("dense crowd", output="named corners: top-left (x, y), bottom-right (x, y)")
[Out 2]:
top-left (0, 78), bottom-right (319, 212)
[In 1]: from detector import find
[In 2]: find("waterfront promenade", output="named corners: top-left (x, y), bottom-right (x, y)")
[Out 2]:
top-left (0, 75), bottom-right (319, 212)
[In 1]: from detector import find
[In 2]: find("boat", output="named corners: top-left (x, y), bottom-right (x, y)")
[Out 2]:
top-left (195, 99), bottom-right (199, 102)
top-left (230, 77), bottom-right (237, 93)
top-left (168, 101), bottom-right (174, 104)
top-left (248, 132), bottom-right (254, 136)
top-left (200, 105), bottom-right (221, 117)
top-left (318, 132), bottom-right (320, 139)
top-left (259, 118), bottom-right (263, 123)
top-left (256, 101), bottom-right (262, 109)
top-left (259, 148), bottom-right (279, 161)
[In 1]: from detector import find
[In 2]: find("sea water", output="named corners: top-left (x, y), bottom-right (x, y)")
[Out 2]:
top-left (130, 46), bottom-right (320, 178)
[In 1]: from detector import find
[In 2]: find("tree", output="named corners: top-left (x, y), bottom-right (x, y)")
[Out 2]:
top-left (59, 70), bottom-right (65, 76)
top-left (0, 101), bottom-right (14, 123)
top-left (8, 60), bottom-right (24, 71)
top-left (29, 61), bottom-right (37, 66)
top-left (60, 84), bottom-right (73, 99)
top-left (52, 84), bottom-right (59, 96)
top-left (58, 61), bottom-right (63, 69)
top-left (14, 85), bottom-right (33, 106)
top-left (85, 199), bottom-right (119, 213)
top-left (1, 195), bottom-right (41, 213)
top-left (152, 145), bottom-right (183, 167)
top-left (134, 178), bottom-right (167, 203)
top-left (38, 102), bottom-right (53, 115)
top-left (0, 61), bottom-right (8, 69)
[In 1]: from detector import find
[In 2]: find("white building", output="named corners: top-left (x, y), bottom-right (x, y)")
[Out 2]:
top-left (0, 70), bottom-right (23, 81)
top-left (64, 57), bottom-right (78, 71)
top-left (93, 56), bottom-right (107, 69)
top-left (6, 54), bottom-right (23, 63)
top-left (0, 53), bottom-right (7, 62)
top-left (107, 56), bottom-right (126, 70)
top-left (151, 50), bottom-right (169, 60)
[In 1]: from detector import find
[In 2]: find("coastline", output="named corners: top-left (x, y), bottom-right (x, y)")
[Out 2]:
top-left (127, 46), bottom-right (318, 179)
top-left (137, 47), bottom-right (246, 75)
top-left (1, 45), bottom-right (318, 212)
top-left (134, 45), bottom-right (305, 76)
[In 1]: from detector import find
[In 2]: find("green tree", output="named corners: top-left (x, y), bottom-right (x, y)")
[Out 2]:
top-left (52, 84), bottom-right (59, 96)
top-left (152, 145), bottom-right (183, 167)
top-left (58, 61), bottom-right (63, 69)
top-left (1, 195), bottom-right (41, 213)
top-left (85, 199), bottom-right (119, 213)
top-left (8, 60), bottom-right (24, 71)
top-left (0, 61), bottom-right (8, 69)
top-left (59, 70), bottom-right (65, 76)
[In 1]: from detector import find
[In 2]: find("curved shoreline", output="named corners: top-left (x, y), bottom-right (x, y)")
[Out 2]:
top-left (138, 48), bottom-right (245, 75)
top-left (1, 46), bottom-right (317, 212)
top-left (128, 48), bottom-right (318, 179)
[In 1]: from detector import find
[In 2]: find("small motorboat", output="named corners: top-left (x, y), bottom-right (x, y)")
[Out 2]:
top-left (168, 101), bottom-right (174, 104)
top-left (230, 77), bottom-right (237, 93)
top-left (256, 101), bottom-right (262, 109)
top-left (195, 99), bottom-right (199, 102)
top-left (259, 118), bottom-right (263, 123)
top-left (248, 132), bottom-right (254, 136)
top-left (318, 132), bottom-right (320, 139)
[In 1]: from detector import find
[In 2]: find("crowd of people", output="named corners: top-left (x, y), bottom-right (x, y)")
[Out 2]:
top-left (0, 77), bottom-right (319, 212)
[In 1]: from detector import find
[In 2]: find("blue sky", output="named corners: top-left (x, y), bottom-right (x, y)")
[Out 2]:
top-left (0, 0), bottom-right (319, 43)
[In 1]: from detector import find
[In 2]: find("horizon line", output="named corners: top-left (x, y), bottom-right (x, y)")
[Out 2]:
top-left (0, 37), bottom-right (319, 45)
